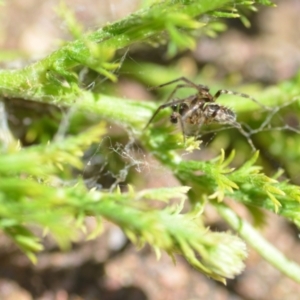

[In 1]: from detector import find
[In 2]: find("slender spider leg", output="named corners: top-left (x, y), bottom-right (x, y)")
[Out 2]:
top-left (232, 121), bottom-right (256, 152)
top-left (163, 82), bottom-right (211, 104)
top-left (181, 102), bottom-right (204, 138)
top-left (181, 101), bottom-right (202, 122)
top-left (144, 98), bottom-right (188, 130)
top-left (213, 89), bottom-right (270, 111)
top-left (165, 83), bottom-right (200, 104)
top-left (148, 76), bottom-right (209, 92)
top-left (172, 112), bottom-right (187, 143)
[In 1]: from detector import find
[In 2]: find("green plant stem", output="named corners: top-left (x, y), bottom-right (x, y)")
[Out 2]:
top-left (0, 0), bottom-right (240, 101)
top-left (217, 203), bottom-right (300, 283)
top-left (0, 0), bottom-right (277, 104)
top-left (76, 91), bottom-right (154, 128)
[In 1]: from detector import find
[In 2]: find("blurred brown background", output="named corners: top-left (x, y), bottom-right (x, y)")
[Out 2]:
top-left (0, 1), bottom-right (300, 299)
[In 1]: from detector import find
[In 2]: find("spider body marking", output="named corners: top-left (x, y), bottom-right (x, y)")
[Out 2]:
top-left (169, 95), bottom-right (237, 133)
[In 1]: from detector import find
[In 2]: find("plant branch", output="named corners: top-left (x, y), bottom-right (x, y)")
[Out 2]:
top-left (217, 203), bottom-right (300, 283)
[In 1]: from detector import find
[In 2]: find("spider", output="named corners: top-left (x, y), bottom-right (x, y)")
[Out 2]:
top-left (144, 77), bottom-right (269, 151)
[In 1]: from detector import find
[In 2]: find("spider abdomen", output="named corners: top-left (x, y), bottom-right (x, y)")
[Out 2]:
top-left (203, 104), bottom-right (236, 124)
top-left (181, 104), bottom-right (236, 136)
top-left (183, 103), bottom-right (236, 126)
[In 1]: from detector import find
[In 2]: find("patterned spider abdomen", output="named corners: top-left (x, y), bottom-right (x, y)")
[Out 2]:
top-left (181, 103), bottom-right (237, 136)
top-left (203, 104), bottom-right (236, 125)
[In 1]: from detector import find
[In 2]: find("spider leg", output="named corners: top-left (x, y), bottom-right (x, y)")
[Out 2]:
top-left (144, 98), bottom-right (188, 130)
top-left (157, 82), bottom-right (209, 109)
top-left (162, 84), bottom-right (195, 104)
top-left (148, 77), bottom-right (209, 92)
top-left (213, 89), bottom-right (271, 110)
top-left (181, 102), bottom-right (201, 122)
top-left (171, 112), bottom-right (186, 143)
top-left (181, 102), bottom-right (205, 138)
top-left (148, 78), bottom-right (209, 116)
top-left (232, 121), bottom-right (256, 152)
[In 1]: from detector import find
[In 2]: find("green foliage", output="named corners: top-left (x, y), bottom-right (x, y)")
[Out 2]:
top-left (1, 0), bottom-right (300, 285)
